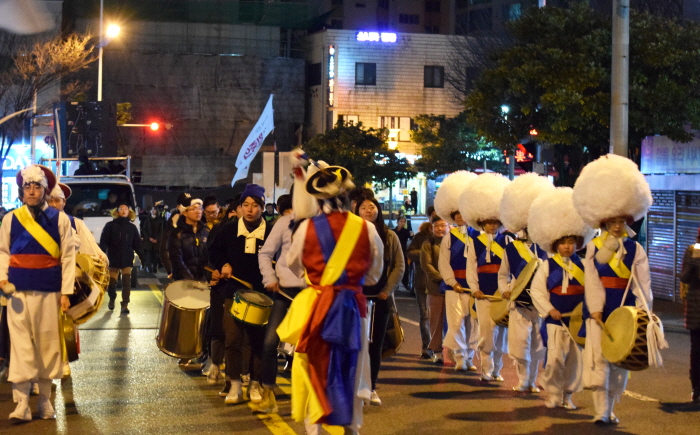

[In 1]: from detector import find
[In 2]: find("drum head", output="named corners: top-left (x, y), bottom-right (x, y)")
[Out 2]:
top-left (490, 298), bottom-right (509, 325)
top-left (601, 306), bottom-right (640, 364)
top-left (510, 259), bottom-right (538, 301)
top-left (165, 280), bottom-right (210, 309)
top-left (238, 289), bottom-right (273, 307)
top-left (568, 302), bottom-right (586, 346)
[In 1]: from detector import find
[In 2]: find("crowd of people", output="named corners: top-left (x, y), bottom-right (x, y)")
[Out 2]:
top-left (0, 153), bottom-right (697, 433)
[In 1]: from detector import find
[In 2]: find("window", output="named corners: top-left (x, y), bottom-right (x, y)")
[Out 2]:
top-left (339, 115), bottom-right (359, 125)
top-left (468, 8), bottom-right (492, 32)
top-left (503, 3), bottom-right (521, 21)
top-left (425, 1), bottom-right (441, 13)
top-left (378, 0), bottom-right (389, 8)
top-left (399, 14), bottom-right (420, 25)
top-left (425, 25), bottom-right (440, 34)
top-left (306, 63), bottom-right (321, 87)
top-left (378, 21), bottom-right (390, 30)
top-left (355, 63), bottom-right (376, 85)
top-left (424, 66), bottom-right (444, 88)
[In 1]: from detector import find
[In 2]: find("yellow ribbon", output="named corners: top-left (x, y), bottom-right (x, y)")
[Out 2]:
top-left (450, 227), bottom-right (466, 245)
top-left (15, 205), bottom-right (60, 258)
top-left (512, 240), bottom-right (533, 263)
top-left (477, 232), bottom-right (504, 259)
top-left (320, 212), bottom-right (365, 286)
top-left (553, 253), bottom-right (585, 285)
top-left (593, 235), bottom-right (631, 279)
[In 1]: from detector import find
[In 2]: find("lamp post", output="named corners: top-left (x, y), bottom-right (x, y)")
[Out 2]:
top-left (97, 0), bottom-right (120, 102)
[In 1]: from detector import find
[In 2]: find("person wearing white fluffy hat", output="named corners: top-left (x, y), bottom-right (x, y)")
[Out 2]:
top-left (529, 187), bottom-right (595, 411)
top-left (434, 170), bottom-right (479, 369)
top-left (462, 172), bottom-right (511, 382)
top-left (0, 164), bottom-right (76, 422)
top-left (497, 173), bottom-right (554, 393)
top-left (572, 154), bottom-right (660, 425)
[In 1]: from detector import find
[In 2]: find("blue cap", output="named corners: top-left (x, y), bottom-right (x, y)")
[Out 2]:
top-left (240, 184), bottom-right (265, 206)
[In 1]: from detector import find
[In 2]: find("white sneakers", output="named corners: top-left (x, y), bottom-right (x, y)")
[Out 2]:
top-left (248, 381), bottom-right (263, 404)
top-left (251, 388), bottom-right (279, 414)
top-left (562, 392), bottom-right (576, 410)
top-left (207, 364), bottom-right (221, 385)
top-left (545, 395), bottom-right (560, 409)
top-left (225, 380), bottom-right (246, 405)
top-left (38, 395), bottom-right (56, 419)
top-left (369, 390), bottom-right (382, 406)
top-left (454, 353), bottom-right (467, 371)
top-left (9, 399), bottom-right (31, 422)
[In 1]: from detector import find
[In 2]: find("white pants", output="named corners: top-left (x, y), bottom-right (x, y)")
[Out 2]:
top-left (509, 305), bottom-right (545, 387)
top-left (475, 298), bottom-right (508, 376)
top-left (541, 324), bottom-right (583, 398)
top-left (583, 319), bottom-right (628, 391)
top-left (444, 291), bottom-right (477, 360)
top-left (8, 291), bottom-right (62, 384)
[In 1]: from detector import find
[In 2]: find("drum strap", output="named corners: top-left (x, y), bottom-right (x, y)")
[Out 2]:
top-left (318, 213), bottom-right (365, 286)
top-left (477, 233), bottom-right (504, 261)
top-left (450, 228), bottom-right (466, 245)
top-left (552, 254), bottom-right (585, 287)
top-left (15, 205), bottom-right (60, 258)
top-left (593, 235), bottom-right (631, 279)
top-left (512, 240), bottom-right (533, 263)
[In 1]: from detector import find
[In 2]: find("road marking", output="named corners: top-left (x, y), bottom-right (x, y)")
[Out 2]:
top-left (399, 316), bottom-right (420, 326)
top-left (624, 390), bottom-right (659, 402)
top-left (149, 284), bottom-right (163, 305)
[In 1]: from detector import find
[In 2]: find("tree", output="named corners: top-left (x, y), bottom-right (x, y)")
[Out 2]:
top-left (304, 121), bottom-right (414, 187)
top-left (464, 4), bottom-right (700, 173)
top-left (0, 32), bottom-right (96, 204)
top-left (411, 112), bottom-right (506, 178)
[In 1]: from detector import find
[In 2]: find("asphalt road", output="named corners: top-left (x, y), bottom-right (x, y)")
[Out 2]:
top-left (0, 276), bottom-right (699, 435)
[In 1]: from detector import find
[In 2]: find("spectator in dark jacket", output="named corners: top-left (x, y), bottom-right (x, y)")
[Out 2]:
top-left (142, 207), bottom-right (164, 273)
top-left (160, 192), bottom-right (196, 276)
top-left (407, 221), bottom-right (433, 358)
top-left (100, 203), bottom-right (145, 314)
top-left (169, 197), bottom-right (209, 281)
top-left (680, 228), bottom-right (700, 404)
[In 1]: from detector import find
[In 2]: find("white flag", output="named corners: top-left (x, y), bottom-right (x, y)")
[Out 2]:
top-left (232, 95), bottom-right (274, 185)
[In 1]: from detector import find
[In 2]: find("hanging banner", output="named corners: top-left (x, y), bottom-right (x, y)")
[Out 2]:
top-left (232, 95), bottom-right (274, 185)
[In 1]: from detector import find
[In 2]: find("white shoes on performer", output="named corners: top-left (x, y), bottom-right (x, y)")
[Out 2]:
top-left (207, 364), bottom-right (222, 385)
top-left (562, 392), bottom-right (576, 410)
top-left (9, 399), bottom-right (31, 422)
top-left (370, 390), bottom-right (382, 406)
top-left (38, 395), bottom-right (56, 419)
top-left (225, 380), bottom-right (247, 405)
top-left (454, 353), bottom-right (467, 371)
top-left (248, 381), bottom-right (263, 404)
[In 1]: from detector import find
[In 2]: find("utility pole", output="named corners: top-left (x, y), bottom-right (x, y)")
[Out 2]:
top-left (610, 0), bottom-right (630, 157)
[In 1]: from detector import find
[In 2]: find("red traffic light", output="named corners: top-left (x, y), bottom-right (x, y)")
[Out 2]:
top-left (150, 122), bottom-right (160, 131)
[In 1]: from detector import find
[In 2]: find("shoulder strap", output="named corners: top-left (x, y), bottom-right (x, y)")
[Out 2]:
top-left (477, 232), bottom-right (504, 259)
top-left (552, 253), bottom-right (585, 285)
top-left (15, 205), bottom-right (60, 258)
top-left (450, 227), bottom-right (466, 244)
top-left (318, 213), bottom-right (366, 286)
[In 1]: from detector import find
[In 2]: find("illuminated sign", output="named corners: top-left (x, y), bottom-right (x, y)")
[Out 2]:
top-left (503, 144), bottom-right (535, 165)
top-left (356, 32), bottom-right (397, 43)
top-left (328, 45), bottom-right (335, 107)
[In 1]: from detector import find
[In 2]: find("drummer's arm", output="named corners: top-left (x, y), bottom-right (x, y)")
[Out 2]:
top-left (633, 242), bottom-right (653, 311)
top-left (58, 212), bottom-right (76, 311)
top-left (259, 219), bottom-right (284, 289)
top-left (530, 261), bottom-right (554, 317)
top-left (0, 213), bottom-right (12, 285)
top-left (583, 241), bottom-right (605, 320)
top-left (285, 219), bottom-right (309, 279)
top-left (466, 237), bottom-right (482, 297)
top-left (438, 234), bottom-right (457, 288)
top-left (169, 231), bottom-right (193, 280)
top-left (364, 222), bottom-right (384, 286)
top-left (497, 255), bottom-right (511, 299)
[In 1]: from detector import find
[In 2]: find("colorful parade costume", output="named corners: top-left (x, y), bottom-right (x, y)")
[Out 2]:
top-left (278, 161), bottom-right (383, 434)
top-left (572, 154), bottom-right (664, 425)
top-left (434, 170), bottom-right (479, 369)
top-left (530, 187), bottom-right (595, 410)
top-left (461, 172), bottom-right (511, 381)
top-left (498, 173), bottom-right (554, 392)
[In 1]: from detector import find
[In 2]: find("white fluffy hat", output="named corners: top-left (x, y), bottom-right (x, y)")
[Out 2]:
top-left (459, 172), bottom-right (511, 230)
top-left (500, 173), bottom-right (554, 233)
top-left (528, 187), bottom-right (596, 253)
top-left (572, 154), bottom-right (652, 229)
top-left (434, 171), bottom-right (477, 225)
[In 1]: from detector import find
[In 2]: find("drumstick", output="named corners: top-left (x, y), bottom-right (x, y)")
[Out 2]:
top-left (595, 318), bottom-right (614, 341)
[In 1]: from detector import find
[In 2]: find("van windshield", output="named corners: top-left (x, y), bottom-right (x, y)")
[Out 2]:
top-left (64, 183), bottom-right (135, 218)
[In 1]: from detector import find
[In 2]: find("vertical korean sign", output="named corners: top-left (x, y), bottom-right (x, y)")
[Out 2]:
top-left (328, 45), bottom-right (335, 107)
top-left (231, 95), bottom-right (274, 185)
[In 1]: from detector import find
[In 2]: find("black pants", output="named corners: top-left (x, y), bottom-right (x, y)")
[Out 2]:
top-left (368, 297), bottom-right (390, 390)
top-left (207, 285), bottom-right (226, 365)
top-left (691, 329), bottom-right (700, 393)
top-left (260, 287), bottom-right (301, 387)
top-left (223, 298), bottom-right (265, 382)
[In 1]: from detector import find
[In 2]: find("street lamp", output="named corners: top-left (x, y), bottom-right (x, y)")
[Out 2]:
top-left (97, 0), bottom-right (120, 102)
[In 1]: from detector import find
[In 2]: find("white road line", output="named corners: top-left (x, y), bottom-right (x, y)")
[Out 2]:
top-left (624, 390), bottom-right (659, 402)
top-left (399, 316), bottom-right (420, 326)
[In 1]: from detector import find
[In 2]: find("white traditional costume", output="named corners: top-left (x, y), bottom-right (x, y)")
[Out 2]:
top-left (497, 173), bottom-right (554, 392)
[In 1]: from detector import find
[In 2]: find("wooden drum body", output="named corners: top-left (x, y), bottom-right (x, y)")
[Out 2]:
top-left (601, 306), bottom-right (658, 371)
top-left (156, 280), bottom-right (210, 359)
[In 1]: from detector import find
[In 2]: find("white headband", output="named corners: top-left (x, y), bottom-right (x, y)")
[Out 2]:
top-left (21, 165), bottom-right (48, 189)
top-left (49, 184), bottom-right (65, 199)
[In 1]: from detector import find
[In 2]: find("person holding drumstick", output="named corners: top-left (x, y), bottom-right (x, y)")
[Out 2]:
top-left (208, 184), bottom-right (273, 406)
top-left (572, 154), bottom-right (655, 425)
top-left (529, 187), bottom-right (595, 410)
top-left (356, 196), bottom-right (404, 406)
top-left (497, 174), bottom-right (554, 393)
top-left (462, 173), bottom-right (511, 382)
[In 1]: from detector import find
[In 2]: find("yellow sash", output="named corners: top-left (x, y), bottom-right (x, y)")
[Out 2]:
top-left (553, 254), bottom-right (585, 285)
top-left (320, 212), bottom-right (365, 286)
top-left (15, 205), bottom-right (60, 258)
top-left (592, 234), bottom-right (631, 279)
top-left (450, 227), bottom-right (466, 245)
top-left (477, 232), bottom-right (504, 259)
top-left (512, 240), bottom-right (533, 263)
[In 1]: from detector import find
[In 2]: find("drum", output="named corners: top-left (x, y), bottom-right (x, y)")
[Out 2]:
top-left (156, 280), bottom-right (211, 359)
top-left (490, 298), bottom-right (510, 327)
top-left (567, 302), bottom-right (586, 346)
top-left (60, 312), bottom-right (79, 363)
top-left (67, 273), bottom-right (104, 325)
top-left (230, 289), bottom-right (273, 326)
top-left (601, 306), bottom-right (660, 371)
top-left (510, 259), bottom-right (538, 301)
top-left (76, 254), bottom-right (110, 291)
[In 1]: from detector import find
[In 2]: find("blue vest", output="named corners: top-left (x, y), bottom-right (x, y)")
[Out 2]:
top-left (8, 206), bottom-right (62, 292)
top-left (472, 232), bottom-right (507, 295)
top-left (439, 227), bottom-right (479, 292)
top-left (545, 255), bottom-right (585, 327)
top-left (505, 241), bottom-right (548, 305)
top-left (592, 237), bottom-right (637, 321)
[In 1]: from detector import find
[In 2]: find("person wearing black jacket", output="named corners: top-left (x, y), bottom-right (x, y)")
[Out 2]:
top-left (100, 203), bottom-right (145, 314)
top-left (169, 197), bottom-right (209, 281)
top-left (681, 229), bottom-right (700, 404)
top-left (142, 207), bottom-right (164, 273)
top-left (208, 184), bottom-right (273, 406)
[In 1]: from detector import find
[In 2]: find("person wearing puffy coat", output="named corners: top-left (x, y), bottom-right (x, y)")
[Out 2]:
top-left (169, 197), bottom-right (209, 281)
top-left (680, 229), bottom-right (700, 404)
